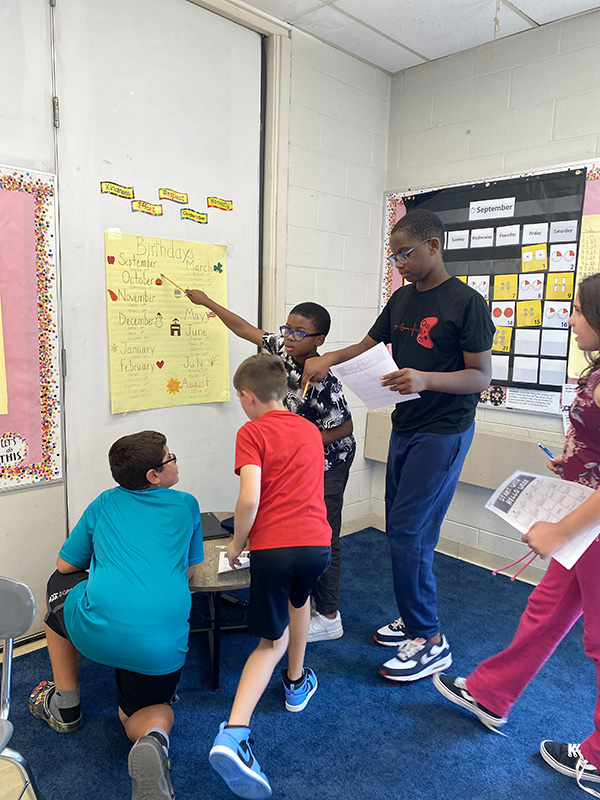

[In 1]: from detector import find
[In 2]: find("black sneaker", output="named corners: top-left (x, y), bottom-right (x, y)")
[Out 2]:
top-left (540, 740), bottom-right (600, 793)
top-left (432, 673), bottom-right (507, 732)
top-left (374, 617), bottom-right (407, 647)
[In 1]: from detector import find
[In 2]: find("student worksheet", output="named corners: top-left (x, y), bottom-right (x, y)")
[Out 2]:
top-left (486, 471), bottom-right (597, 569)
top-left (331, 342), bottom-right (420, 410)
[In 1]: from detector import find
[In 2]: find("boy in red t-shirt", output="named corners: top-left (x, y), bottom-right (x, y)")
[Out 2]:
top-left (209, 353), bottom-right (331, 799)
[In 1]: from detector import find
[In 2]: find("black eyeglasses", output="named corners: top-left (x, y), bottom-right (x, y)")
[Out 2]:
top-left (387, 238), bottom-right (432, 267)
top-left (279, 325), bottom-right (324, 342)
top-left (152, 453), bottom-right (177, 471)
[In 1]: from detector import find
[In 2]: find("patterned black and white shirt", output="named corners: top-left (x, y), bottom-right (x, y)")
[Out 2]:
top-left (262, 333), bottom-right (356, 471)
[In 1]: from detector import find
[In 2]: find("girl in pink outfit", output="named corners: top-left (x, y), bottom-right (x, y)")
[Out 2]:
top-left (434, 273), bottom-right (600, 799)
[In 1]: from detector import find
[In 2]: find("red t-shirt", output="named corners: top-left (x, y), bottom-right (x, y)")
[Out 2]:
top-left (235, 410), bottom-right (331, 551)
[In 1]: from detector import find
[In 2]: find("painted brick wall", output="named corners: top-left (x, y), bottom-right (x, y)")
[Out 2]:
top-left (287, 29), bottom-right (391, 529)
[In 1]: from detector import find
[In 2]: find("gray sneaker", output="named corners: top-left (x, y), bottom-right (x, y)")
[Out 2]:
top-left (128, 734), bottom-right (174, 800)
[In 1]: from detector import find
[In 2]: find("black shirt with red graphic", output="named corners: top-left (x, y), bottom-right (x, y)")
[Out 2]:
top-left (369, 277), bottom-right (495, 436)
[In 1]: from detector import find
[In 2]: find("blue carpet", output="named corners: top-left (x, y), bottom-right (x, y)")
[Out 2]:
top-left (7, 528), bottom-right (593, 799)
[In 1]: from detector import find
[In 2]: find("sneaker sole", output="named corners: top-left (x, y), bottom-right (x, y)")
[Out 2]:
top-left (539, 741), bottom-right (600, 782)
top-left (380, 653), bottom-right (453, 682)
top-left (432, 674), bottom-right (506, 731)
top-left (307, 629), bottom-right (343, 643)
top-left (373, 635), bottom-right (406, 647)
top-left (128, 737), bottom-right (174, 800)
top-left (285, 680), bottom-right (318, 712)
top-left (209, 746), bottom-right (272, 799)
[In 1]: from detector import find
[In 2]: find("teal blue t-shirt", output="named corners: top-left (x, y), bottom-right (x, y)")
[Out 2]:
top-left (60, 486), bottom-right (204, 675)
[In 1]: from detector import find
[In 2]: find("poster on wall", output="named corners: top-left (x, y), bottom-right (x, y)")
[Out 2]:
top-left (384, 168), bottom-right (593, 395)
top-left (105, 232), bottom-right (230, 413)
top-left (0, 165), bottom-right (62, 489)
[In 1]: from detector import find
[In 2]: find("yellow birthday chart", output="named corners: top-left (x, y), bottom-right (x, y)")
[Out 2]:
top-left (105, 233), bottom-right (229, 413)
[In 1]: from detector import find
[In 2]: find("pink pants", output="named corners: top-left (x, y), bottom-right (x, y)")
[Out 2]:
top-left (466, 538), bottom-right (600, 768)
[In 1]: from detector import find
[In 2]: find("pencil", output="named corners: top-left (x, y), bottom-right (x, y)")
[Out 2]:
top-left (302, 381), bottom-right (310, 398)
top-left (160, 273), bottom-right (186, 293)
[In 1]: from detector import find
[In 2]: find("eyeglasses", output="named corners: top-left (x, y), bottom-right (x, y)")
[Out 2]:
top-left (279, 326), bottom-right (324, 342)
top-left (387, 238), bottom-right (432, 267)
top-left (152, 453), bottom-right (177, 471)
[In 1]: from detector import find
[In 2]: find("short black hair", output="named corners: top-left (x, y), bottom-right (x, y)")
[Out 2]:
top-left (233, 353), bottom-right (287, 403)
top-left (391, 208), bottom-right (445, 247)
top-left (108, 430), bottom-right (167, 490)
top-left (290, 302), bottom-right (331, 337)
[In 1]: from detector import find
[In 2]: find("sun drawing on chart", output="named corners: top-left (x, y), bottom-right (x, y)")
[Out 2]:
top-left (166, 377), bottom-right (181, 395)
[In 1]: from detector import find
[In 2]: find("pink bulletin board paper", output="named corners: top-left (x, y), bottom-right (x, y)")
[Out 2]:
top-left (583, 166), bottom-right (600, 215)
top-left (0, 168), bottom-right (61, 487)
top-left (0, 188), bottom-right (42, 463)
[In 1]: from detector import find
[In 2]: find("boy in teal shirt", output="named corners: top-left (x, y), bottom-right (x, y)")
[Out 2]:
top-left (29, 430), bottom-right (203, 800)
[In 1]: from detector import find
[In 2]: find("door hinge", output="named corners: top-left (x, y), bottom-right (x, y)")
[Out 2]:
top-left (52, 96), bottom-right (60, 128)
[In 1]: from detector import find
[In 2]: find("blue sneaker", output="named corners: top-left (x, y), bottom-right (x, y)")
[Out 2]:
top-left (379, 635), bottom-right (452, 682)
top-left (282, 667), bottom-right (318, 712)
top-left (209, 723), bottom-right (272, 799)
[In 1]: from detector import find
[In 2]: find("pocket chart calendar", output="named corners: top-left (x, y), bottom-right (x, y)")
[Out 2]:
top-left (486, 470), bottom-right (598, 570)
top-left (384, 169), bottom-right (590, 393)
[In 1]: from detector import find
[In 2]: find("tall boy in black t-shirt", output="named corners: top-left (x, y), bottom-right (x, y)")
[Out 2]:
top-left (303, 209), bottom-right (495, 681)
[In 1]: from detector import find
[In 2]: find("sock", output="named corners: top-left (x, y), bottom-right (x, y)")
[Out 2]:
top-left (145, 728), bottom-right (170, 755)
top-left (49, 686), bottom-right (81, 723)
top-left (283, 668), bottom-right (306, 688)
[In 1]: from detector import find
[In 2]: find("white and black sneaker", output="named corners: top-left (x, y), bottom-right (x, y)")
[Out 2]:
top-left (380, 635), bottom-right (452, 682)
top-left (374, 617), bottom-right (408, 647)
top-left (432, 673), bottom-right (507, 733)
top-left (540, 741), bottom-right (600, 797)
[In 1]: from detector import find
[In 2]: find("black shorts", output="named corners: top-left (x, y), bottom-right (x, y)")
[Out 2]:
top-left (44, 569), bottom-right (182, 717)
top-left (248, 546), bottom-right (331, 640)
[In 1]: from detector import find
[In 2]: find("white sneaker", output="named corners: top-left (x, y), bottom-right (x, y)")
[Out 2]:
top-left (307, 610), bottom-right (343, 642)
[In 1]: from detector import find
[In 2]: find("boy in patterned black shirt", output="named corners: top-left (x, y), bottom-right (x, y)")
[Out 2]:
top-left (185, 290), bottom-right (355, 641)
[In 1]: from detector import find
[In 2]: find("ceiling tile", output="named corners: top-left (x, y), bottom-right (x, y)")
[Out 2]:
top-left (295, 6), bottom-right (424, 72)
top-left (238, 0), bottom-right (330, 24)
top-left (335, 0), bottom-right (530, 61)
top-left (512, 1), bottom-right (600, 25)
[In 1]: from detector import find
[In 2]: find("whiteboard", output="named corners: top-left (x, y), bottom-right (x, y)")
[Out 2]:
top-left (55, 0), bottom-right (262, 522)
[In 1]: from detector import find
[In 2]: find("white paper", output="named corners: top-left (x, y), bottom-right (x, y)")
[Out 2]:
top-left (550, 220), bottom-right (578, 243)
top-left (467, 275), bottom-right (490, 299)
top-left (549, 243), bottom-right (577, 272)
top-left (496, 224), bottom-right (520, 246)
top-left (505, 387), bottom-right (561, 414)
top-left (218, 550), bottom-right (250, 574)
top-left (491, 355), bottom-right (509, 381)
top-left (522, 222), bottom-right (549, 244)
top-left (447, 230), bottom-right (469, 249)
top-left (542, 301), bottom-right (571, 329)
top-left (470, 228), bottom-right (494, 248)
top-left (518, 273), bottom-right (544, 301)
top-left (540, 329), bottom-right (568, 357)
top-left (539, 358), bottom-right (566, 386)
top-left (562, 383), bottom-right (577, 407)
top-left (469, 197), bottom-right (515, 220)
top-left (330, 342), bottom-right (420, 411)
top-left (514, 328), bottom-right (540, 356)
top-left (512, 356), bottom-right (538, 383)
top-left (485, 470), bottom-right (598, 570)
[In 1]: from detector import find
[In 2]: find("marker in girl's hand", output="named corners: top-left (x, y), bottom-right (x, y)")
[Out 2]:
top-left (538, 443), bottom-right (555, 459)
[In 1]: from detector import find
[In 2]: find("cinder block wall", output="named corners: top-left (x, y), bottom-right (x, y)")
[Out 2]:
top-left (381, 9), bottom-right (600, 574)
top-left (287, 30), bottom-right (391, 532)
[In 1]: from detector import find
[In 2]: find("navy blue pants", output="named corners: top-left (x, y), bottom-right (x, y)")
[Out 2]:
top-left (385, 423), bottom-right (474, 639)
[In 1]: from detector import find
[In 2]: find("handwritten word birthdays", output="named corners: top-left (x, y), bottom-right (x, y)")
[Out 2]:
top-left (105, 233), bottom-right (230, 413)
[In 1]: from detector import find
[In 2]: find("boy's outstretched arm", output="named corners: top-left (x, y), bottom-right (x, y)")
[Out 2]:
top-left (302, 335), bottom-right (378, 387)
top-left (185, 289), bottom-right (264, 346)
top-left (228, 464), bottom-right (261, 567)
